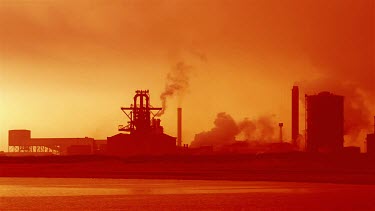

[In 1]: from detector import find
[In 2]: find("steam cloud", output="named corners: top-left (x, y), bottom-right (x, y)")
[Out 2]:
top-left (158, 62), bottom-right (192, 116)
top-left (190, 112), bottom-right (277, 148)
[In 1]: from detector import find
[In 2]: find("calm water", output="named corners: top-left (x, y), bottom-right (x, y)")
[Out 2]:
top-left (1, 177), bottom-right (375, 210)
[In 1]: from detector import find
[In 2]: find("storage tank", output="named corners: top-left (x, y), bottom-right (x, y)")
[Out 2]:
top-left (305, 92), bottom-right (344, 152)
top-left (8, 130), bottom-right (31, 146)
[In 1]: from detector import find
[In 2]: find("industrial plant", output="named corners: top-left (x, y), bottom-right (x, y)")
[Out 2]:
top-left (6, 90), bottom-right (179, 156)
top-left (4, 87), bottom-right (375, 157)
top-left (8, 129), bottom-right (105, 156)
top-left (107, 90), bottom-right (177, 156)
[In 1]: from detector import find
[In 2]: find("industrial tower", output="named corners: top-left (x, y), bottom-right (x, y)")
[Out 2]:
top-left (107, 90), bottom-right (176, 156)
top-left (305, 92), bottom-right (344, 153)
top-left (118, 90), bottom-right (163, 134)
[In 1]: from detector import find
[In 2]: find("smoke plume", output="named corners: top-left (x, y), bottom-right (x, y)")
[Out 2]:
top-left (238, 118), bottom-right (256, 140)
top-left (190, 112), bottom-right (239, 147)
top-left (255, 115), bottom-right (277, 141)
top-left (190, 113), bottom-right (277, 148)
top-left (158, 62), bottom-right (192, 116)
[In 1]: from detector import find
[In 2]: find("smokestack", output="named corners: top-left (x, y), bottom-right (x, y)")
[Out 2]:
top-left (279, 122), bottom-right (284, 143)
top-left (177, 108), bottom-right (182, 147)
top-left (292, 86), bottom-right (299, 145)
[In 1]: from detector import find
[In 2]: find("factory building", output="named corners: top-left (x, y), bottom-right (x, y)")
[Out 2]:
top-left (7, 90), bottom-right (176, 157)
top-left (291, 86), bottom-right (299, 146)
top-left (107, 90), bottom-right (176, 156)
top-left (366, 116), bottom-right (375, 154)
top-left (367, 134), bottom-right (375, 154)
top-left (305, 92), bottom-right (344, 153)
top-left (8, 129), bottom-right (102, 155)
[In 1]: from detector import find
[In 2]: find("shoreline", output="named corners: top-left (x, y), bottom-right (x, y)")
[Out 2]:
top-left (2, 153), bottom-right (375, 184)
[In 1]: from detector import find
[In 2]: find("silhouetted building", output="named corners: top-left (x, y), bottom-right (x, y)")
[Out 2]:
top-left (107, 133), bottom-right (176, 156)
top-left (366, 116), bottom-right (375, 154)
top-left (67, 145), bottom-right (92, 155)
top-left (367, 134), bottom-right (375, 154)
top-left (93, 139), bottom-right (107, 154)
top-left (305, 92), bottom-right (344, 153)
top-left (218, 141), bottom-right (296, 154)
top-left (107, 90), bottom-right (176, 156)
top-left (292, 86), bottom-right (299, 145)
top-left (8, 129), bottom-right (96, 155)
top-left (342, 146), bottom-right (361, 155)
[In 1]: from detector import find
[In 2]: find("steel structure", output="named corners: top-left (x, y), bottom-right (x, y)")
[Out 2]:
top-left (8, 130), bottom-right (95, 155)
top-left (108, 90), bottom-right (176, 156)
top-left (118, 90), bottom-right (162, 134)
top-left (8, 145), bottom-right (59, 154)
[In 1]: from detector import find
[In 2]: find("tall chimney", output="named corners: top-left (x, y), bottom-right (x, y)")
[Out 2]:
top-left (279, 122), bottom-right (284, 143)
top-left (292, 86), bottom-right (299, 145)
top-left (177, 108), bottom-right (182, 147)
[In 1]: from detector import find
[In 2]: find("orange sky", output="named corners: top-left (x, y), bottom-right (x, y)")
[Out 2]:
top-left (0, 0), bottom-right (374, 151)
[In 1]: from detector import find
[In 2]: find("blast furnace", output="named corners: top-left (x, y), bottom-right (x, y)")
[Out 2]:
top-left (107, 90), bottom-right (176, 156)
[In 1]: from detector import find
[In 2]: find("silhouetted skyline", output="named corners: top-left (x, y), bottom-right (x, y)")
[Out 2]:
top-left (1, 2), bottom-right (375, 210)
top-left (0, 1), bottom-right (374, 152)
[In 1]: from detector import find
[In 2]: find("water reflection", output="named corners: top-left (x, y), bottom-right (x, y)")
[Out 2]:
top-left (0, 177), bottom-right (370, 197)
top-left (2, 178), bottom-right (375, 210)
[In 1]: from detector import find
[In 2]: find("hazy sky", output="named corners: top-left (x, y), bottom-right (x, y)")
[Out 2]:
top-left (0, 0), bottom-right (374, 150)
